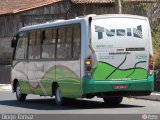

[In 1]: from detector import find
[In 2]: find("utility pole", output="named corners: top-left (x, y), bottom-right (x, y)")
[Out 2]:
top-left (117, 0), bottom-right (122, 14)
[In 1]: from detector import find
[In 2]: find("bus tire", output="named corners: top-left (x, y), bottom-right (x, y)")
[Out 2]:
top-left (55, 84), bottom-right (64, 105)
top-left (103, 97), bottom-right (123, 106)
top-left (16, 82), bottom-right (27, 102)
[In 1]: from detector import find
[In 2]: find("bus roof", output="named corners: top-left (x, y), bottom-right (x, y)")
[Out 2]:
top-left (92, 14), bottom-right (148, 20)
top-left (18, 14), bottom-right (148, 32)
top-left (18, 17), bottom-right (87, 32)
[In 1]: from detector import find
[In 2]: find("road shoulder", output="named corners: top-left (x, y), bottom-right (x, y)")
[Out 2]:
top-left (135, 92), bottom-right (160, 101)
top-left (0, 84), bottom-right (160, 101)
top-left (0, 84), bottom-right (11, 91)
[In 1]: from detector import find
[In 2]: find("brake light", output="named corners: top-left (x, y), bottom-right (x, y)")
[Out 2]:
top-left (85, 57), bottom-right (92, 77)
top-left (149, 54), bottom-right (154, 75)
top-left (149, 55), bottom-right (153, 70)
top-left (86, 66), bottom-right (92, 71)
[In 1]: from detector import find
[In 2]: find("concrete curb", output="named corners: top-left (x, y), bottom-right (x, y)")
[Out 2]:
top-left (0, 84), bottom-right (11, 91)
top-left (134, 92), bottom-right (160, 101)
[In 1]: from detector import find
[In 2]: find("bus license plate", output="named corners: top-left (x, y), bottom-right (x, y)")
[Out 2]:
top-left (114, 85), bottom-right (128, 90)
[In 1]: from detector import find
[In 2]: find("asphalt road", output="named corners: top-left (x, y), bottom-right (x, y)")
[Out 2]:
top-left (0, 90), bottom-right (160, 114)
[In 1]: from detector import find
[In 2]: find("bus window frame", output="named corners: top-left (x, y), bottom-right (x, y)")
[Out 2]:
top-left (41, 28), bottom-right (57, 60)
top-left (55, 23), bottom-right (81, 61)
top-left (14, 32), bottom-right (28, 61)
top-left (14, 23), bottom-right (81, 62)
top-left (28, 30), bottom-right (41, 60)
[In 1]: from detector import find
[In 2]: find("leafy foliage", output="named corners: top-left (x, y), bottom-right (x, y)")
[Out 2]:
top-left (152, 23), bottom-right (160, 69)
top-left (137, 3), bottom-right (152, 11)
top-left (138, 3), bottom-right (160, 69)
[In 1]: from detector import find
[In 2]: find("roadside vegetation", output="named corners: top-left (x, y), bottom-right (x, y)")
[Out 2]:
top-left (153, 23), bottom-right (160, 69)
top-left (138, 3), bottom-right (160, 69)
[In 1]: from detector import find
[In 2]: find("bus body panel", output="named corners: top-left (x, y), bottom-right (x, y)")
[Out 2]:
top-left (55, 60), bottom-right (81, 98)
top-left (13, 60), bottom-right (82, 97)
top-left (12, 61), bottom-right (30, 93)
top-left (91, 16), bottom-right (150, 81)
top-left (82, 76), bottom-right (154, 95)
top-left (82, 15), bottom-right (154, 96)
top-left (27, 61), bottom-right (56, 95)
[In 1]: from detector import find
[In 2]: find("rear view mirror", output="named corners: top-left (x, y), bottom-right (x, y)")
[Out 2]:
top-left (11, 36), bottom-right (17, 48)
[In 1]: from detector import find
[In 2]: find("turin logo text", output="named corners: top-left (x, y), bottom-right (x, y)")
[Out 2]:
top-left (95, 25), bottom-right (143, 39)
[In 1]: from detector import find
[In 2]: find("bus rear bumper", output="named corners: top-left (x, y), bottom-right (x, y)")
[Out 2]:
top-left (82, 75), bottom-right (154, 97)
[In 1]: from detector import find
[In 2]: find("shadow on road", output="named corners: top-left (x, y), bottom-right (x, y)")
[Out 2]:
top-left (0, 98), bottom-right (145, 110)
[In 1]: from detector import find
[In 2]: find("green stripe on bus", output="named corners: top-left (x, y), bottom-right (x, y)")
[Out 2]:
top-left (93, 62), bottom-right (148, 80)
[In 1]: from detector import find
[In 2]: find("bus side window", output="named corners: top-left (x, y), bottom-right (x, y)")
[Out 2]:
top-left (56, 24), bottom-right (80, 60)
top-left (28, 31), bottom-right (41, 59)
top-left (73, 24), bottom-right (81, 59)
top-left (15, 32), bottom-right (28, 60)
top-left (56, 27), bottom-right (66, 59)
top-left (66, 27), bottom-right (72, 59)
top-left (42, 29), bottom-right (56, 59)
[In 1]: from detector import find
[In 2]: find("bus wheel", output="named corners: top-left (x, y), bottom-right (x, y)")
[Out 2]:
top-left (55, 85), bottom-right (64, 105)
top-left (103, 97), bottom-right (123, 106)
top-left (16, 82), bottom-right (27, 102)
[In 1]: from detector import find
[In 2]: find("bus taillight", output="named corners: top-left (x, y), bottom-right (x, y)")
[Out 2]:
top-left (86, 66), bottom-right (92, 71)
top-left (149, 54), bottom-right (154, 75)
top-left (85, 60), bottom-right (91, 66)
top-left (85, 57), bottom-right (92, 77)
